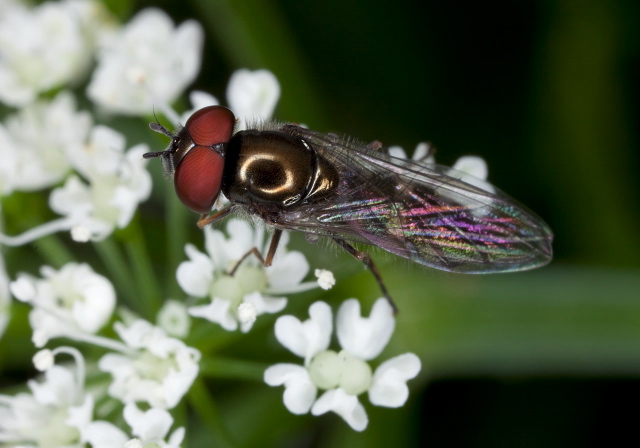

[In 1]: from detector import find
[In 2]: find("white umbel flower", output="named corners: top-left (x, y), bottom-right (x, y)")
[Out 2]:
top-left (181, 219), bottom-right (319, 333)
top-left (226, 69), bottom-right (280, 130)
top-left (0, 253), bottom-right (10, 340)
top-left (87, 8), bottom-right (203, 116)
top-left (0, 347), bottom-right (93, 447)
top-left (98, 319), bottom-right (200, 409)
top-left (48, 125), bottom-right (152, 241)
top-left (0, 1), bottom-right (99, 106)
top-left (388, 142), bottom-right (435, 166)
top-left (450, 155), bottom-right (494, 193)
top-left (123, 403), bottom-right (185, 448)
top-left (264, 299), bottom-right (421, 431)
top-left (0, 91), bottom-right (91, 193)
top-left (0, 103), bottom-right (149, 246)
top-left (156, 299), bottom-right (191, 338)
top-left (9, 262), bottom-right (116, 347)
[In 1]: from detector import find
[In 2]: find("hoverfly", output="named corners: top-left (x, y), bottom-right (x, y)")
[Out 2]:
top-left (144, 106), bottom-right (553, 310)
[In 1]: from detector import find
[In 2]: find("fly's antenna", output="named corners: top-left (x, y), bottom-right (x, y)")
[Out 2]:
top-left (150, 107), bottom-right (175, 138)
top-left (148, 122), bottom-right (174, 138)
top-left (144, 111), bottom-right (176, 159)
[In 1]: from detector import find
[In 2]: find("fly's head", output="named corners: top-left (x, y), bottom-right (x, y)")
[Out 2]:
top-left (144, 106), bottom-right (237, 213)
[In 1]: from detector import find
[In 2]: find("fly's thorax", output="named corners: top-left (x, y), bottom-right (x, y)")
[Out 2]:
top-left (221, 130), bottom-right (339, 207)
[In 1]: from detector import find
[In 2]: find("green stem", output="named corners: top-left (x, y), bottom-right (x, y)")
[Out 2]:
top-left (35, 235), bottom-right (75, 269)
top-left (188, 378), bottom-right (236, 448)
top-left (166, 181), bottom-right (190, 298)
top-left (119, 214), bottom-right (162, 317)
top-left (199, 356), bottom-right (269, 382)
top-left (93, 238), bottom-right (137, 306)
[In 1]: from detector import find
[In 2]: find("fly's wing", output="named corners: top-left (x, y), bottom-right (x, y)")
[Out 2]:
top-left (277, 126), bottom-right (553, 273)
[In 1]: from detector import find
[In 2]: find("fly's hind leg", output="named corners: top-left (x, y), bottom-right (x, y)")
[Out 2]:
top-left (366, 140), bottom-right (384, 151)
top-left (332, 238), bottom-right (398, 314)
top-left (228, 229), bottom-right (283, 276)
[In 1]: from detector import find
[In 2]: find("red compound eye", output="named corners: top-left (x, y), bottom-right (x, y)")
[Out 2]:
top-left (185, 106), bottom-right (235, 146)
top-left (174, 145), bottom-right (224, 213)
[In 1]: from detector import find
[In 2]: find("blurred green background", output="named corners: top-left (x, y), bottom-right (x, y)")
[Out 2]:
top-left (3, 0), bottom-right (640, 446)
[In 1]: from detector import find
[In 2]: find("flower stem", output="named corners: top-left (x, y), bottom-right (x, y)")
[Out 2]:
top-left (188, 378), bottom-right (236, 448)
top-left (71, 331), bottom-right (135, 356)
top-left (35, 234), bottom-right (76, 269)
top-left (120, 214), bottom-right (162, 318)
top-left (0, 217), bottom-right (73, 246)
top-left (199, 356), bottom-right (269, 382)
top-left (166, 181), bottom-right (190, 298)
top-left (93, 238), bottom-right (138, 307)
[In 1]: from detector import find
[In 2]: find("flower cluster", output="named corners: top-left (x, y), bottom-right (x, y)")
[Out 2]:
top-left (0, 0), bottom-right (487, 443)
top-left (265, 299), bottom-right (421, 431)
top-left (179, 219), bottom-right (329, 333)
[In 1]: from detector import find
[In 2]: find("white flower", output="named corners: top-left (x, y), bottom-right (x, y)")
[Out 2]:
top-left (227, 69), bottom-right (280, 130)
top-left (156, 299), bottom-right (191, 338)
top-left (48, 125), bottom-right (152, 241)
top-left (81, 418), bottom-right (129, 448)
top-left (87, 7), bottom-right (203, 116)
top-left (450, 155), bottom-right (494, 193)
top-left (388, 142), bottom-right (435, 166)
top-left (179, 90), bottom-right (220, 125)
top-left (98, 319), bottom-right (200, 409)
top-left (0, 126), bottom-right (151, 245)
top-left (0, 0), bottom-right (21, 16)
top-left (0, 91), bottom-right (91, 192)
top-left (123, 403), bottom-right (185, 448)
top-left (264, 299), bottom-right (421, 431)
top-left (180, 219), bottom-right (318, 332)
top-left (388, 143), bottom-right (495, 206)
top-left (0, 253), bottom-right (10, 340)
top-left (315, 269), bottom-right (336, 290)
top-left (33, 349), bottom-right (55, 371)
top-left (0, 348), bottom-right (91, 447)
top-left (0, 1), bottom-right (100, 106)
top-left (10, 262), bottom-right (116, 347)
top-left (0, 127), bottom-right (17, 196)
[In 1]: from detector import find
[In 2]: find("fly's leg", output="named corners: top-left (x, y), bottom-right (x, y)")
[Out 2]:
top-left (197, 206), bottom-right (233, 228)
top-left (366, 140), bottom-right (384, 151)
top-left (228, 229), bottom-right (283, 276)
top-left (196, 208), bottom-right (283, 276)
top-left (332, 238), bottom-right (398, 314)
top-left (412, 142), bottom-right (437, 164)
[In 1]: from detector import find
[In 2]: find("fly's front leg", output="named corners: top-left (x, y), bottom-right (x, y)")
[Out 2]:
top-left (197, 206), bottom-right (233, 228)
top-left (332, 238), bottom-right (398, 314)
top-left (228, 229), bottom-right (283, 276)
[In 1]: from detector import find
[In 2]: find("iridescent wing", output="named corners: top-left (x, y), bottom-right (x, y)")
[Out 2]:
top-left (275, 126), bottom-right (553, 273)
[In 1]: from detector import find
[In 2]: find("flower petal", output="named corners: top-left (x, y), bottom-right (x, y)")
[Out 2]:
top-left (266, 251), bottom-right (309, 289)
top-left (177, 244), bottom-right (214, 297)
top-left (83, 421), bottom-right (129, 448)
top-left (275, 301), bottom-right (332, 363)
top-left (452, 155), bottom-right (487, 180)
top-left (188, 297), bottom-right (238, 331)
top-left (226, 69), bottom-right (280, 129)
top-left (264, 363), bottom-right (317, 414)
top-left (239, 291), bottom-right (287, 333)
top-left (123, 402), bottom-right (173, 441)
top-left (204, 219), bottom-right (254, 269)
top-left (450, 156), bottom-right (494, 194)
top-left (311, 388), bottom-right (368, 432)
top-left (368, 353), bottom-right (421, 408)
top-left (336, 298), bottom-right (395, 360)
